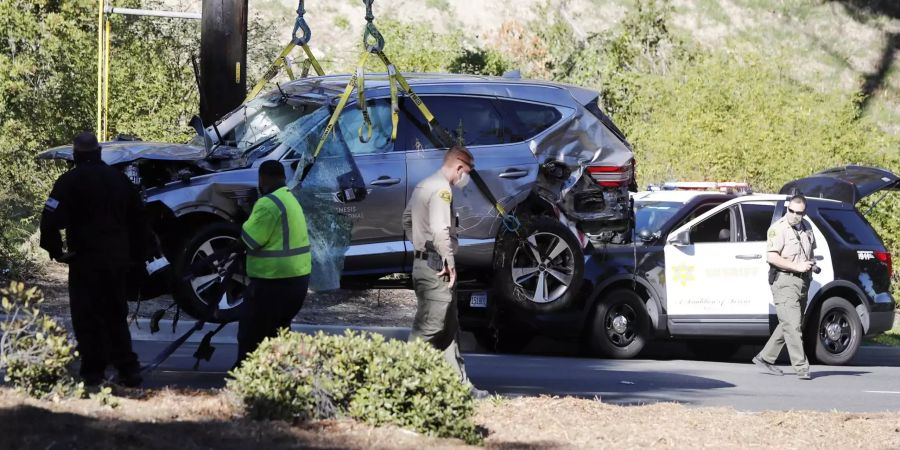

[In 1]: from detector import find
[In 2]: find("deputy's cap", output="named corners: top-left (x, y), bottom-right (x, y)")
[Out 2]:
top-left (72, 131), bottom-right (101, 153)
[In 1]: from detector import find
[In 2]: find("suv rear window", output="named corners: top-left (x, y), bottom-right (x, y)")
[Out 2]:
top-left (494, 99), bottom-right (562, 142)
top-left (399, 96), bottom-right (504, 149)
top-left (584, 97), bottom-right (628, 143)
top-left (819, 209), bottom-right (882, 246)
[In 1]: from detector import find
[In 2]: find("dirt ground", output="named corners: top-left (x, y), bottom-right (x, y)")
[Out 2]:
top-left (1, 388), bottom-right (899, 449)
top-left (31, 262), bottom-right (418, 328)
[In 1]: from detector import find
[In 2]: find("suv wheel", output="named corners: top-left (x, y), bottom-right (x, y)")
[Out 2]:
top-left (588, 289), bottom-right (650, 359)
top-left (806, 297), bottom-right (862, 365)
top-left (496, 217), bottom-right (584, 312)
top-left (173, 222), bottom-right (249, 323)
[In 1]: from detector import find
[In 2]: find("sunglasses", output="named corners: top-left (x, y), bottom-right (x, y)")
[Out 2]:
top-left (787, 207), bottom-right (806, 216)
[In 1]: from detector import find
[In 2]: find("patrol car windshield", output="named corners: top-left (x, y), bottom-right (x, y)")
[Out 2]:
top-left (634, 201), bottom-right (682, 235)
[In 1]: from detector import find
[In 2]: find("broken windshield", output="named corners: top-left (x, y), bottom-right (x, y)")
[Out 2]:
top-left (209, 95), bottom-right (324, 164)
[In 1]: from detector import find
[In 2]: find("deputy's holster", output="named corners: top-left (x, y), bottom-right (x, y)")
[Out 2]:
top-left (424, 241), bottom-right (444, 271)
top-left (768, 264), bottom-right (777, 285)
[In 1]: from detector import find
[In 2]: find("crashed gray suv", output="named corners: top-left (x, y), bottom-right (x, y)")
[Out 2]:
top-left (39, 73), bottom-right (636, 322)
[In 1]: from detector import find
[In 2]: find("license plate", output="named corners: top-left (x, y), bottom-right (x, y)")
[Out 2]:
top-left (469, 292), bottom-right (488, 308)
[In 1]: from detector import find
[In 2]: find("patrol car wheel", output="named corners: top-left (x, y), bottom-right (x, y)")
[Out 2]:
top-left (808, 297), bottom-right (862, 366)
top-left (588, 290), bottom-right (650, 359)
top-left (173, 222), bottom-right (249, 323)
top-left (496, 217), bottom-right (584, 313)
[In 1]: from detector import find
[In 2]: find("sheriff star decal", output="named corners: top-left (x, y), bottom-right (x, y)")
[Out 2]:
top-left (671, 263), bottom-right (696, 287)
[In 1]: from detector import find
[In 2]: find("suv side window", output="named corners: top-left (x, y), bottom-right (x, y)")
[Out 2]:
top-left (398, 96), bottom-right (504, 150)
top-left (493, 99), bottom-right (562, 142)
top-left (691, 207), bottom-right (735, 243)
top-left (282, 99), bottom-right (393, 159)
top-left (819, 209), bottom-right (882, 245)
top-left (739, 202), bottom-right (776, 242)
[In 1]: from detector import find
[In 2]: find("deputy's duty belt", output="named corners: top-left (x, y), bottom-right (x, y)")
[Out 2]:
top-left (414, 250), bottom-right (433, 260)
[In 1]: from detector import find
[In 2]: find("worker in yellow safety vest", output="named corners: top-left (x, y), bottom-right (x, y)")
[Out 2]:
top-left (236, 160), bottom-right (311, 367)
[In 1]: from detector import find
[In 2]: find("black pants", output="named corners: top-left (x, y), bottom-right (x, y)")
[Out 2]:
top-left (236, 275), bottom-right (309, 366)
top-left (68, 264), bottom-right (140, 380)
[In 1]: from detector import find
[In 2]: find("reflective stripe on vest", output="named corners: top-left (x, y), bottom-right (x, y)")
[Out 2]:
top-left (247, 193), bottom-right (310, 258)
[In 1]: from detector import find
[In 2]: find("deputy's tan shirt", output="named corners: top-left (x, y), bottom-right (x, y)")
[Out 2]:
top-left (766, 216), bottom-right (815, 265)
top-left (403, 172), bottom-right (458, 269)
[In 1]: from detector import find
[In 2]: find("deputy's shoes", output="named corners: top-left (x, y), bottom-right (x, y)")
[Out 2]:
top-left (752, 355), bottom-right (784, 376)
top-left (797, 371), bottom-right (812, 380)
top-left (469, 386), bottom-right (491, 400)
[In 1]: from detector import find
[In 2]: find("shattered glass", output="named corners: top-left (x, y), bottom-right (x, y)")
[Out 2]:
top-left (282, 106), bottom-right (368, 291)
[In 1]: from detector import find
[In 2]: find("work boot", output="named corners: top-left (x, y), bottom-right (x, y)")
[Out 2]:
top-left (752, 355), bottom-right (784, 376)
top-left (469, 386), bottom-right (491, 400)
top-left (115, 371), bottom-right (143, 388)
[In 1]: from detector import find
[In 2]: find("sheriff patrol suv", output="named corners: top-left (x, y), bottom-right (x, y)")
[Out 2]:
top-left (481, 167), bottom-right (897, 365)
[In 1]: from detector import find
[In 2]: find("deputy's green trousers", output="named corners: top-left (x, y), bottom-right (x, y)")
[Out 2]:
top-left (409, 259), bottom-right (468, 384)
top-left (759, 272), bottom-right (810, 374)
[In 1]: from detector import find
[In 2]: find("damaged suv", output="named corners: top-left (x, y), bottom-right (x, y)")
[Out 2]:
top-left (38, 73), bottom-right (635, 322)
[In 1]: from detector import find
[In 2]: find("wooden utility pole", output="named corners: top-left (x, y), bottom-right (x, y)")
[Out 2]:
top-left (199, 0), bottom-right (248, 124)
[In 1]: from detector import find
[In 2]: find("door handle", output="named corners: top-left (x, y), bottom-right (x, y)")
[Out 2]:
top-left (499, 169), bottom-right (529, 179)
top-left (735, 254), bottom-right (762, 260)
top-left (370, 177), bottom-right (401, 186)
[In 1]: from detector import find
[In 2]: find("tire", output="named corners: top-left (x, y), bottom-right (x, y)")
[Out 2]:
top-left (686, 340), bottom-right (741, 362)
top-left (588, 289), bottom-right (650, 359)
top-left (172, 222), bottom-right (249, 323)
top-left (495, 217), bottom-right (585, 313)
top-left (473, 326), bottom-right (533, 354)
top-left (805, 297), bottom-right (862, 365)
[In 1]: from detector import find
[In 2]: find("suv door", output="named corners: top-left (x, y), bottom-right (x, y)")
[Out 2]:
top-left (664, 203), bottom-right (770, 336)
top-left (283, 98), bottom-right (407, 275)
top-left (399, 95), bottom-right (540, 266)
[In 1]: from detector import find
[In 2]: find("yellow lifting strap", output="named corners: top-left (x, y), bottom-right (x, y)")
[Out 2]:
top-left (245, 1), bottom-right (325, 103)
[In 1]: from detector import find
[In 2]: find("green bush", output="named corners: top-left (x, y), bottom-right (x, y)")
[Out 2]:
top-left (0, 282), bottom-right (77, 398)
top-left (226, 330), bottom-right (480, 444)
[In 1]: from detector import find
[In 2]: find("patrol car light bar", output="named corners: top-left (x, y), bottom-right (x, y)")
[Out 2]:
top-left (587, 162), bottom-right (633, 188)
top-left (651, 181), bottom-right (753, 195)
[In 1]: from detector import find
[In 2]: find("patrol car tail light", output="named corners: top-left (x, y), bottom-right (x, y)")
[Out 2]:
top-left (874, 251), bottom-right (892, 277)
top-left (587, 160), bottom-right (634, 188)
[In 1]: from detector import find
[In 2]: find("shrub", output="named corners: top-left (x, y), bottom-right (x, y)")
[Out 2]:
top-left (227, 330), bottom-right (480, 444)
top-left (0, 282), bottom-right (77, 398)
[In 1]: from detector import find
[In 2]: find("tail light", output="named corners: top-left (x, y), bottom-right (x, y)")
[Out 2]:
top-left (874, 251), bottom-right (892, 277)
top-left (587, 160), bottom-right (634, 188)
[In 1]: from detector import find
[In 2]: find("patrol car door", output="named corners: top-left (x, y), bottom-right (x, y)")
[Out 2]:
top-left (399, 95), bottom-right (539, 267)
top-left (664, 203), bottom-right (770, 336)
top-left (734, 200), bottom-right (780, 328)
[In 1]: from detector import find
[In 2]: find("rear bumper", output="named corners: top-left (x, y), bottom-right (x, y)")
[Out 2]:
top-left (867, 305), bottom-right (896, 337)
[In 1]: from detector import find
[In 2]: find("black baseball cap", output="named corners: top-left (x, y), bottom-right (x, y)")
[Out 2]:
top-left (73, 131), bottom-right (101, 153)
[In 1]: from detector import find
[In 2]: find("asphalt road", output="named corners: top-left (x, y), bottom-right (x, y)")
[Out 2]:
top-left (130, 321), bottom-right (900, 412)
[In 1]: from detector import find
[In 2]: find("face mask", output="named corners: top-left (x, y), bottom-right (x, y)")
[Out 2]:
top-left (455, 170), bottom-right (471, 188)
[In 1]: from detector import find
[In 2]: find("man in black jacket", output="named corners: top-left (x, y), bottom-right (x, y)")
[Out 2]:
top-left (40, 132), bottom-right (147, 387)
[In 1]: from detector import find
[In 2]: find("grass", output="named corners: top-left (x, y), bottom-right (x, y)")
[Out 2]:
top-left (866, 323), bottom-right (900, 347)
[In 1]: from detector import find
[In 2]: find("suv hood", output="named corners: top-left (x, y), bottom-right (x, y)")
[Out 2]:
top-left (779, 165), bottom-right (899, 204)
top-left (37, 142), bottom-right (206, 166)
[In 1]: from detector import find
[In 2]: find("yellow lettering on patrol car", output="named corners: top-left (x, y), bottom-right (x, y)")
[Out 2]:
top-left (438, 190), bottom-right (452, 204)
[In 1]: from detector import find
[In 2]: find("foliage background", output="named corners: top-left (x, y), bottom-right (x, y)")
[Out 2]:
top-left (1, 0), bottom-right (897, 301)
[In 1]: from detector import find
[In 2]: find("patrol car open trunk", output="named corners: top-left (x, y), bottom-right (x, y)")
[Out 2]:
top-left (779, 165), bottom-right (899, 204)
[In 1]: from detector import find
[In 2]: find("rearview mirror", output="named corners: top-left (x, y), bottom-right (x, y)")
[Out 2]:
top-left (667, 229), bottom-right (690, 246)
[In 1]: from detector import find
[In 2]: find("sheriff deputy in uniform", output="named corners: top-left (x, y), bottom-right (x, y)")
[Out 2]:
top-left (403, 145), bottom-right (489, 399)
top-left (753, 194), bottom-right (814, 380)
top-left (235, 160), bottom-right (311, 366)
top-left (39, 131), bottom-right (146, 387)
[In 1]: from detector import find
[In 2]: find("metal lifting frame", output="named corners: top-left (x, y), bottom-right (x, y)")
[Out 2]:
top-left (95, 1), bottom-right (202, 140)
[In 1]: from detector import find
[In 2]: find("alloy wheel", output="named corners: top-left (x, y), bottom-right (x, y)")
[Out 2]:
top-left (189, 235), bottom-right (249, 312)
top-left (510, 232), bottom-right (576, 304)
